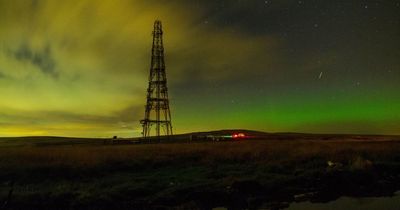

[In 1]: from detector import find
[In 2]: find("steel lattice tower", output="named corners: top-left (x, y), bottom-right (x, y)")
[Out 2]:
top-left (140, 20), bottom-right (173, 139)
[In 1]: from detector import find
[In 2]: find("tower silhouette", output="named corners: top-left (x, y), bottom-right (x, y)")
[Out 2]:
top-left (140, 20), bottom-right (173, 139)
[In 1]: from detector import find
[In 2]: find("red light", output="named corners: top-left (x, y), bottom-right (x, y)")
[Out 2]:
top-left (232, 133), bottom-right (245, 139)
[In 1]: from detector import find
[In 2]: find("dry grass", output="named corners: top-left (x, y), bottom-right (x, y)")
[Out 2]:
top-left (1, 139), bottom-right (400, 209)
top-left (1, 139), bottom-right (399, 170)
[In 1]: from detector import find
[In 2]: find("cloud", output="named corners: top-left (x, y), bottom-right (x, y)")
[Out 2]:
top-left (0, 0), bottom-right (282, 137)
top-left (0, 103), bottom-right (144, 137)
top-left (12, 43), bottom-right (58, 78)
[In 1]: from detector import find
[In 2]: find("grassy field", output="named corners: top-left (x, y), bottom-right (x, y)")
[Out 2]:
top-left (1, 138), bottom-right (400, 209)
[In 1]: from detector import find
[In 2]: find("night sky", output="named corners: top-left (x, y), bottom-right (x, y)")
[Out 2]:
top-left (0, 0), bottom-right (399, 137)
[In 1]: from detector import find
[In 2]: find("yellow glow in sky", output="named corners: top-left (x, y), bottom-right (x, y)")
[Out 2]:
top-left (0, 0), bottom-right (276, 137)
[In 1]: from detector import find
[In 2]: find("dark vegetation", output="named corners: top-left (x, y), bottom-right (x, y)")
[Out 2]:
top-left (1, 134), bottom-right (400, 209)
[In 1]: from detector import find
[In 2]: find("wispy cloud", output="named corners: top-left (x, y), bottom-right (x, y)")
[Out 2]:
top-left (12, 43), bottom-right (58, 78)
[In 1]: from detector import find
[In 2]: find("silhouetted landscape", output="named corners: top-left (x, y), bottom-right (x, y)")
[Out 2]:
top-left (1, 131), bottom-right (400, 209)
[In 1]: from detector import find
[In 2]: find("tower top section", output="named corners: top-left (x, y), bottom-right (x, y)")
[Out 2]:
top-left (153, 20), bottom-right (163, 35)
